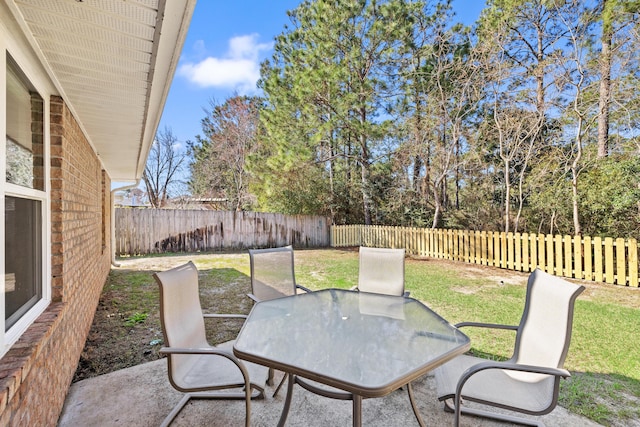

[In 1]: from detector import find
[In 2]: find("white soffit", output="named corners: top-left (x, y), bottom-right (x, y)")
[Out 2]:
top-left (11, 0), bottom-right (196, 181)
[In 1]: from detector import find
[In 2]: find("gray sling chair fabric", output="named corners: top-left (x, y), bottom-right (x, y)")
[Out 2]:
top-left (153, 261), bottom-right (268, 427)
top-left (248, 245), bottom-right (312, 397)
top-left (354, 246), bottom-right (409, 296)
top-left (434, 268), bottom-right (585, 427)
top-left (247, 245), bottom-right (311, 302)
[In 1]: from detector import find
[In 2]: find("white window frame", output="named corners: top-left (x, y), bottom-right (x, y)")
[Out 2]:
top-left (1, 20), bottom-right (52, 358)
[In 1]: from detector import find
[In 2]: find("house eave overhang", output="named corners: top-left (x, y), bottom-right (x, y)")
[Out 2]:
top-left (6, 0), bottom-right (196, 182)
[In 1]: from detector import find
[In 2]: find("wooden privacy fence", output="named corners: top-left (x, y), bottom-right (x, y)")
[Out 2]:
top-left (331, 225), bottom-right (639, 287)
top-left (115, 209), bottom-right (330, 256)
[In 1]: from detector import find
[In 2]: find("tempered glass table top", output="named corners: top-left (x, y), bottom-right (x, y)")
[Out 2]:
top-left (234, 288), bottom-right (470, 398)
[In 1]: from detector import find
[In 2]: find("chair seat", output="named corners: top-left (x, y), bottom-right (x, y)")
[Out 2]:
top-left (434, 355), bottom-right (556, 413)
top-left (172, 341), bottom-right (268, 391)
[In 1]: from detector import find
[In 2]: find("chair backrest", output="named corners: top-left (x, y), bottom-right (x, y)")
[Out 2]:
top-left (358, 292), bottom-right (406, 319)
top-left (512, 268), bottom-right (584, 370)
top-left (153, 261), bottom-right (209, 379)
top-left (248, 245), bottom-right (298, 301)
top-left (358, 246), bottom-right (405, 296)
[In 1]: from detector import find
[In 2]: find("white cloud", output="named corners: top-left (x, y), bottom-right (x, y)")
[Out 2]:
top-left (178, 34), bottom-right (273, 94)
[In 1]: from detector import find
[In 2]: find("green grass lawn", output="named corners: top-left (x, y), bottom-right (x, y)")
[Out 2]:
top-left (113, 248), bottom-right (640, 426)
top-left (287, 248), bottom-right (640, 425)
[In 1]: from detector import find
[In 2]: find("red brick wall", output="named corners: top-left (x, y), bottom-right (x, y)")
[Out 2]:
top-left (0, 96), bottom-right (111, 426)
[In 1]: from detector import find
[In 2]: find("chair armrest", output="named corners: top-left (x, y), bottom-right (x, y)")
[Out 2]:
top-left (159, 346), bottom-right (251, 383)
top-left (455, 321), bottom-right (518, 331)
top-left (160, 346), bottom-right (237, 356)
top-left (296, 284), bottom-right (313, 294)
top-left (202, 313), bottom-right (247, 320)
top-left (460, 360), bottom-right (571, 382)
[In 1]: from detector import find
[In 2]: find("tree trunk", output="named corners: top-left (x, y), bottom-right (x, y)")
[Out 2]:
top-left (536, 22), bottom-right (546, 117)
top-left (572, 116), bottom-right (584, 236)
top-left (412, 156), bottom-right (422, 193)
top-left (571, 168), bottom-right (581, 235)
top-left (455, 137), bottom-right (460, 210)
top-left (412, 82), bottom-right (424, 194)
top-left (431, 184), bottom-right (442, 229)
top-left (358, 103), bottom-right (372, 225)
top-left (328, 135), bottom-right (336, 224)
top-left (598, 0), bottom-right (612, 158)
top-left (504, 160), bottom-right (511, 233)
top-left (361, 159), bottom-right (372, 225)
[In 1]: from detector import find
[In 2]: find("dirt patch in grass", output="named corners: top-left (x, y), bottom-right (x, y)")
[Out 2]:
top-left (73, 254), bottom-right (253, 382)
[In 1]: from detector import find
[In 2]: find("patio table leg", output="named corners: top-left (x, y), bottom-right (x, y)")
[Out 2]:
top-left (407, 382), bottom-right (426, 427)
top-left (277, 373), bottom-right (296, 427)
top-left (352, 394), bottom-right (362, 427)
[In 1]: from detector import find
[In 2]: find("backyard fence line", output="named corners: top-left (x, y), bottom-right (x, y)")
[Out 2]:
top-left (115, 208), bottom-right (330, 256)
top-left (331, 225), bottom-right (639, 287)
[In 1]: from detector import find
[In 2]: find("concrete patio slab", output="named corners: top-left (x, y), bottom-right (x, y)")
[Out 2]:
top-left (57, 358), bottom-right (601, 426)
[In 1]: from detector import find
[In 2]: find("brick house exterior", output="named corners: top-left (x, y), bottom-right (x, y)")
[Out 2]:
top-left (0, 97), bottom-right (111, 426)
top-left (0, 1), bottom-right (195, 425)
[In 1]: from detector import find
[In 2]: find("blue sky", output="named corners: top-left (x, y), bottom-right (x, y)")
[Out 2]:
top-left (159, 0), bottom-right (487, 149)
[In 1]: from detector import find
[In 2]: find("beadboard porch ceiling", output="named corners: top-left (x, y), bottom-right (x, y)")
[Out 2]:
top-left (7, 0), bottom-right (196, 182)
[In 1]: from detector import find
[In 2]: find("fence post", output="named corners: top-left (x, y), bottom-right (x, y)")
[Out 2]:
top-left (616, 237), bottom-right (626, 286)
top-left (546, 233), bottom-right (554, 274)
top-left (563, 235), bottom-right (572, 278)
top-left (528, 234), bottom-right (536, 271)
top-left (462, 230), bottom-right (468, 262)
top-left (507, 232), bottom-right (514, 270)
top-left (555, 235), bottom-right (563, 277)
top-left (500, 232), bottom-right (507, 268)
top-left (452, 229), bottom-right (459, 261)
top-left (584, 236), bottom-right (593, 281)
top-left (593, 236), bottom-right (603, 282)
top-left (535, 234), bottom-right (544, 271)
top-left (574, 235), bottom-right (582, 280)
top-left (629, 238), bottom-right (638, 288)
top-left (514, 233), bottom-right (521, 271)
top-left (522, 233), bottom-right (529, 272)
top-left (605, 237), bottom-right (614, 284)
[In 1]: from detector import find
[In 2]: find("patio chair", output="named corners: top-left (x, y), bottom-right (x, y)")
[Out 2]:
top-left (153, 261), bottom-right (268, 427)
top-left (434, 268), bottom-right (585, 427)
top-left (355, 246), bottom-right (408, 296)
top-left (248, 245), bottom-right (311, 302)
top-left (248, 245), bottom-right (311, 395)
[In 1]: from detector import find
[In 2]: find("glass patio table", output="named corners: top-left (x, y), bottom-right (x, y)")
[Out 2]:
top-left (233, 288), bottom-right (470, 427)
